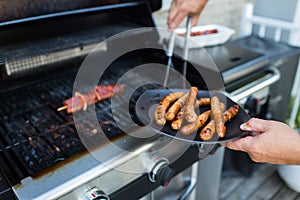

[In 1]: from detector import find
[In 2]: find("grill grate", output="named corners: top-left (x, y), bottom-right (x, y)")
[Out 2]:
top-left (0, 75), bottom-right (89, 182)
top-left (0, 68), bottom-right (164, 184)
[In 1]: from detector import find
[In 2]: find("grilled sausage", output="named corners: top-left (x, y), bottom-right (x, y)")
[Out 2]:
top-left (196, 98), bottom-right (211, 106)
top-left (217, 104), bottom-right (240, 138)
top-left (211, 96), bottom-right (225, 138)
top-left (171, 107), bottom-right (185, 130)
top-left (181, 110), bottom-right (211, 135)
top-left (166, 93), bottom-right (189, 121)
top-left (172, 97), bottom-right (211, 131)
top-left (199, 120), bottom-right (215, 141)
top-left (155, 92), bottom-right (185, 126)
top-left (183, 87), bottom-right (198, 123)
top-left (200, 104), bottom-right (239, 141)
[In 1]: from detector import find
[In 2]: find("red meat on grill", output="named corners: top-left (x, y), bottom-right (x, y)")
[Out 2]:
top-left (58, 84), bottom-right (124, 114)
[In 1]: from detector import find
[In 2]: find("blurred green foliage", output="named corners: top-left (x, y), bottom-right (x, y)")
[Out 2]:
top-left (286, 97), bottom-right (300, 129)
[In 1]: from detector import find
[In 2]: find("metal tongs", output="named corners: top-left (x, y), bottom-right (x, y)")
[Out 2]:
top-left (182, 16), bottom-right (192, 88)
top-left (163, 16), bottom-right (192, 88)
top-left (163, 30), bottom-right (176, 87)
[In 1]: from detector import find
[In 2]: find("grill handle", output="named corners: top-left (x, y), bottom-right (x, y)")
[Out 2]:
top-left (229, 66), bottom-right (281, 102)
top-left (177, 177), bottom-right (197, 200)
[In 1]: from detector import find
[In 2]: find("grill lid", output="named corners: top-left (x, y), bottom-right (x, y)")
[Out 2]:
top-left (0, 1), bottom-right (158, 80)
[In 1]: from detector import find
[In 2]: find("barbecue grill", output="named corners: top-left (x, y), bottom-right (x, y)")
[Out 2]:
top-left (0, 1), bottom-right (281, 199)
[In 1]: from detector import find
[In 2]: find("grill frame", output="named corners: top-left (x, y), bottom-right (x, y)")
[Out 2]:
top-left (0, 1), bottom-right (282, 200)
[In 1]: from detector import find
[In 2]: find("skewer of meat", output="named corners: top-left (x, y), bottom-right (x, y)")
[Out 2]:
top-left (211, 96), bottom-right (225, 137)
top-left (181, 110), bottom-right (211, 135)
top-left (200, 104), bottom-right (239, 141)
top-left (183, 87), bottom-right (198, 123)
top-left (155, 92), bottom-right (185, 126)
top-left (57, 84), bottom-right (124, 114)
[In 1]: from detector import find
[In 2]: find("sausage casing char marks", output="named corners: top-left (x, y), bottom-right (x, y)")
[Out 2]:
top-left (153, 89), bottom-right (240, 141)
top-left (155, 92), bottom-right (185, 126)
top-left (196, 98), bottom-right (210, 106)
top-left (172, 97), bottom-right (211, 131)
top-left (199, 103), bottom-right (224, 141)
top-left (211, 96), bottom-right (225, 137)
top-left (166, 93), bottom-right (189, 121)
top-left (171, 107), bottom-right (185, 130)
top-left (200, 104), bottom-right (239, 141)
top-left (184, 87), bottom-right (198, 123)
top-left (181, 110), bottom-right (211, 135)
top-left (170, 97), bottom-right (211, 130)
top-left (199, 120), bottom-right (215, 141)
top-left (223, 105), bottom-right (240, 122)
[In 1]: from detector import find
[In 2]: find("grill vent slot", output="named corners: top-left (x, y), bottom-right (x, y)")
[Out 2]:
top-left (3, 42), bottom-right (106, 77)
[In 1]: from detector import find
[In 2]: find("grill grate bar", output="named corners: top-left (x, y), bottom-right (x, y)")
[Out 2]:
top-left (0, 140), bottom-right (28, 184)
top-left (0, 75), bottom-right (85, 177)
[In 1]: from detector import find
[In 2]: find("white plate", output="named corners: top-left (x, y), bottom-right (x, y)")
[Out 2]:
top-left (175, 24), bottom-right (235, 48)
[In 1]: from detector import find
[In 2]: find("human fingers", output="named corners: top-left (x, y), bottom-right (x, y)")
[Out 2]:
top-left (167, 1), bottom-right (179, 29)
top-left (220, 136), bottom-right (254, 152)
top-left (240, 118), bottom-right (269, 135)
top-left (169, 9), bottom-right (189, 30)
top-left (191, 14), bottom-right (200, 27)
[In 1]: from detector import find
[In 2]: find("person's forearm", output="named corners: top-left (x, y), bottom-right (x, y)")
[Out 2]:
top-left (282, 132), bottom-right (300, 165)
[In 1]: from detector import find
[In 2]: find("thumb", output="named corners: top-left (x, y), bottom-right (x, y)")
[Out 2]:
top-left (240, 118), bottom-right (268, 134)
top-left (221, 136), bottom-right (255, 152)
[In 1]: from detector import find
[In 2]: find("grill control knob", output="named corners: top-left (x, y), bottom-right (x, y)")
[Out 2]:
top-left (84, 187), bottom-right (109, 200)
top-left (149, 160), bottom-right (174, 187)
top-left (156, 165), bottom-right (175, 187)
top-left (139, 153), bottom-right (174, 186)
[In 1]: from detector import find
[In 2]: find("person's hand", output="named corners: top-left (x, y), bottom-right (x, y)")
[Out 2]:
top-left (221, 118), bottom-right (300, 165)
top-left (168, 0), bottom-right (208, 30)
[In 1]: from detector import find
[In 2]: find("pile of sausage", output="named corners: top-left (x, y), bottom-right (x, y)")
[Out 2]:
top-left (154, 87), bottom-right (239, 141)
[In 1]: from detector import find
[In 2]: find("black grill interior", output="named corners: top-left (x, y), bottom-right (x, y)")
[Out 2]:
top-left (0, 74), bottom-right (81, 184)
top-left (0, 48), bottom-right (180, 185)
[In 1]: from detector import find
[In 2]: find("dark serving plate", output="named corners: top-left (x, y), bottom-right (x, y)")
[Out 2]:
top-left (135, 89), bottom-right (250, 144)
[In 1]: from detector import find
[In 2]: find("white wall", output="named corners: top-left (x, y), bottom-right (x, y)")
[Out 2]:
top-left (253, 0), bottom-right (298, 21)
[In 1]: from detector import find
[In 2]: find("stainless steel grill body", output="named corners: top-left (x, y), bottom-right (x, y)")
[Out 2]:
top-left (0, 1), bottom-right (282, 200)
